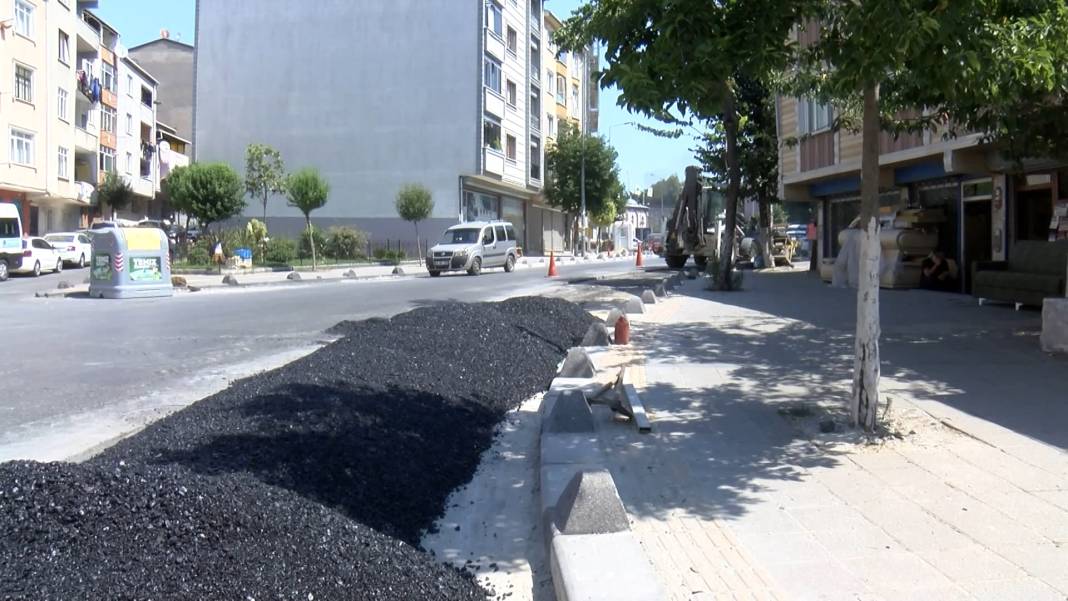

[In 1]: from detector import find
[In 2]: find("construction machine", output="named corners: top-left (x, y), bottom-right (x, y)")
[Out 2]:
top-left (662, 166), bottom-right (722, 269)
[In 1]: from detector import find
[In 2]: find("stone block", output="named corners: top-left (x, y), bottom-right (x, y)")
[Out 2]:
top-left (1041, 298), bottom-right (1068, 354)
top-left (558, 347), bottom-right (597, 378)
top-left (222, 274), bottom-right (240, 286)
top-left (544, 390), bottom-right (595, 434)
top-left (540, 463), bottom-right (604, 519)
top-left (581, 322), bottom-right (613, 347)
top-left (391, 266), bottom-right (405, 275)
top-left (286, 271), bottom-right (302, 280)
top-left (605, 308), bottom-right (626, 328)
top-left (541, 432), bottom-right (604, 466)
top-left (653, 283), bottom-right (666, 297)
top-left (640, 289), bottom-right (657, 304)
top-left (550, 531), bottom-right (665, 601)
top-left (624, 297), bottom-right (645, 314)
top-left (554, 469), bottom-right (630, 535)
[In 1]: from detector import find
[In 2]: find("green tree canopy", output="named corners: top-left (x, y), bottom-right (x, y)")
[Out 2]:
top-left (649, 174), bottom-right (682, 207)
top-left (244, 144), bottom-right (287, 225)
top-left (544, 123), bottom-right (625, 226)
top-left (395, 183), bottom-right (434, 254)
top-left (164, 163), bottom-right (245, 233)
top-left (286, 168), bottom-right (330, 270)
top-left (96, 172), bottom-right (135, 216)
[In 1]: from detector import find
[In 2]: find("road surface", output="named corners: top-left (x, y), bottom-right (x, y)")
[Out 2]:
top-left (0, 258), bottom-right (655, 461)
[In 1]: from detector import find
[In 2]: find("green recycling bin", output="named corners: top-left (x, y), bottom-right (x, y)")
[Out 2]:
top-left (89, 227), bottom-right (173, 299)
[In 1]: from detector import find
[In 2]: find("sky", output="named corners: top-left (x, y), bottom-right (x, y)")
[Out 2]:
top-left (94, 0), bottom-right (694, 192)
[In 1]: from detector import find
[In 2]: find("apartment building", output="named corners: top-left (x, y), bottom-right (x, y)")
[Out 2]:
top-left (115, 55), bottom-right (157, 216)
top-left (779, 31), bottom-right (1068, 293)
top-left (128, 33), bottom-right (193, 156)
top-left (194, 1), bottom-right (598, 255)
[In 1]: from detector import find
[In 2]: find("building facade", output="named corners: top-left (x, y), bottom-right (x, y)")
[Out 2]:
top-left (778, 29), bottom-right (1068, 293)
top-left (127, 34), bottom-right (193, 156)
top-left (193, 0), bottom-right (598, 255)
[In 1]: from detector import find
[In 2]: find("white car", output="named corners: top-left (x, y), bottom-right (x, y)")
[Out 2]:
top-left (12, 237), bottom-right (63, 276)
top-left (44, 232), bottom-right (92, 267)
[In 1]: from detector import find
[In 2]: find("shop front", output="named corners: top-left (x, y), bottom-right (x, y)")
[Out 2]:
top-left (460, 175), bottom-right (569, 257)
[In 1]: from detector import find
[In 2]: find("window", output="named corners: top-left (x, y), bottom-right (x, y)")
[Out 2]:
top-left (484, 57), bottom-right (502, 94)
top-left (127, 74), bottom-right (133, 96)
top-left (101, 106), bottom-right (116, 133)
top-left (59, 31), bottom-right (70, 65)
top-left (482, 227), bottom-right (495, 245)
top-left (57, 147), bottom-right (69, 179)
top-left (486, 1), bottom-right (503, 37)
top-left (547, 114), bottom-right (555, 137)
top-left (126, 152), bottom-right (133, 175)
top-left (99, 145), bottom-right (115, 173)
top-left (141, 86), bottom-right (153, 107)
top-left (506, 134), bottom-right (517, 161)
top-left (102, 62), bottom-right (116, 93)
top-left (14, 0), bottom-right (33, 38)
top-left (556, 75), bottom-right (566, 105)
top-left (505, 224), bottom-right (516, 241)
top-left (506, 27), bottom-right (518, 55)
top-left (558, 50), bottom-right (568, 65)
top-left (483, 118), bottom-right (502, 151)
top-left (10, 129), bottom-right (34, 166)
top-left (506, 80), bottom-right (517, 107)
top-left (15, 65), bottom-right (33, 103)
top-left (494, 225), bottom-right (507, 241)
top-left (126, 113), bottom-right (133, 135)
top-left (530, 136), bottom-right (541, 180)
top-left (546, 69), bottom-right (554, 94)
top-left (571, 83), bottom-right (579, 111)
top-left (57, 88), bottom-right (69, 121)
top-left (798, 98), bottom-right (834, 134)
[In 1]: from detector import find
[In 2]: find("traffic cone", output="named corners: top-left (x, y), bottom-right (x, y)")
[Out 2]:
top-left (547, 251), bottom-right (559, 277)
top-left (635, 242), bottom-right (644, 268)
top-left (614, 314), bottom-right (630, 345)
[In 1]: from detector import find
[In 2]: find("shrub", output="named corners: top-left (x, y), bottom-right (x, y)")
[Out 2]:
top-left (263, 237), bottom-right (297, 265)
top-left (186, 246), bottom-right (211, 266)
top-left (372, 248), bottom-right (406, 265)
top-left (244, 219), bottom-right (269, 254)
top-left (299, 226), bottom-right (327, 260)
top-left (325, 226), bottom-right (369, 260)
top-left (216, 229), bottom-right (246, 256)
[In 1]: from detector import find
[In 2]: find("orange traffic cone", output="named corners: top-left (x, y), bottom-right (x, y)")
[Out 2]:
top-left (614, 314), bottom-right (630, 345)
top-left (547, 251), bottom-right (559, 277)
top-left (635, 242), bottom-right (644, 268)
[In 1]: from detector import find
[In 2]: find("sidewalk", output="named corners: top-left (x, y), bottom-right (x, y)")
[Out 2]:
top-left (601, 269), bottom-right (1068, 600)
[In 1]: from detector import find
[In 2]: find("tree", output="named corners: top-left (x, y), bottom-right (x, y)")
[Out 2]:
top-left (650, 174), bottom-right (682, 207)
top-left (792, 0), bottom-right (1068, 430)
top-left (164, 163), bottom-right (245, 236)
top-left (557, 0), bottom-right (814, 289)
top-left (395, 184), bottom-right (434, 257)
top-left (286, 168), bottom-right (330, 270)
top-left (544, 123), bottom-right (625, 248)
top-left (97, 172), bottom-right (135, 219)
top-left (244, 144), bottom-right (287, 228)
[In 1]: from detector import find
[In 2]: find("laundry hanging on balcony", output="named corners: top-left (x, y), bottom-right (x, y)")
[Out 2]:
top-left (90, 78), bottom-right (102, 103)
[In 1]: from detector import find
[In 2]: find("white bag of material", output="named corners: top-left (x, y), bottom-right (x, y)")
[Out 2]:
top-left (832, 229), bottom-right (861, 288)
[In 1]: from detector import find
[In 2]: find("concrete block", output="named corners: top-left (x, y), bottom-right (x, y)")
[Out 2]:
top-left (540, 463), bottom-right (605, 520)
top-left (544, 390), bottom-right (596, 434)
top-left (640, 289), bottom-right (657, 304)
top-left (541, 432), bottom-right (604, 466)
top-left (554, 469), bottom-right (630, 535)
top-left (222, 274), bottom-right (240, 286)
top-left (558, 347), bottom-right (597, 378)
top-left (286, 271), bottom-right (302, 280)
top-left (391, 266), bottom-right (405, 275)
top-left (1041, 298), bottom-right (1068, 354)
top-left (550, 531), bottom-right (665, 601)
top-left (581, 322), bottom-right (613, 346)
top-left (653, 283), bottom-right (667, 297)
top-left (624, 297), bottom-right (646, 314)
top-left (605, 308), bottom-right (626, 328)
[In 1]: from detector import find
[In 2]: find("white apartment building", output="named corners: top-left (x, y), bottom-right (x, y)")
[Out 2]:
top-left (116, 55), bottom-right (157, 214)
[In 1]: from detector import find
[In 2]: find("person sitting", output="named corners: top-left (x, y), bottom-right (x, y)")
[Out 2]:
top-left (920, 251), bottom-right (955, 291)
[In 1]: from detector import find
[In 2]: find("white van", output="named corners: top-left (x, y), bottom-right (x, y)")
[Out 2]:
top-left (0, 203), bottom-right (24, 282)
top-left (426, 221), bottom-right (519, 276)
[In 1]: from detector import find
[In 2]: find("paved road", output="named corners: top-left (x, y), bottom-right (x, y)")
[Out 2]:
top-left (0, 258), bottom-right (655, 461)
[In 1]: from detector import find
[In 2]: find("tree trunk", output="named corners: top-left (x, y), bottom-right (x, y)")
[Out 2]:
top-left (414, 221), bottom-right (420, 258)
top-left (852, 82), bottom-right (882, 432)
top-left (718, 89), bottom-right (741, 290)
top-left (307, 217), bottom-right (317, 271)
top-left (262, 189), bottom-right (268, 231)
top-left (758, 193), bottom-right (773, 269)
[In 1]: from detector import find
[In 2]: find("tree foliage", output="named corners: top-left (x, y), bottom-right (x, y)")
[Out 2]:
top-left (96, 172), bottom-right (135, 215)
top-left (395, 183), bottom-right (434, 254)
top-left (544, 123), bottom-right (625, 226)
top-left (244, 144), bottom-right (287, 224)
top-left (164, 163), bottom-right (245, 233)
top-left (649, 174), bottom-right (682, 207)
top-left (286, 168), bottom-right (330, 270)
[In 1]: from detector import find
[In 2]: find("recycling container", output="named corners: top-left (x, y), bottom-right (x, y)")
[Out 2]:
top-left (89, 227), bottom-right (173, 299)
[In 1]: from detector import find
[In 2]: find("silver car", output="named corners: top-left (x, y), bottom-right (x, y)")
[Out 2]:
top-left (426, 221), bottom-right (518, 276)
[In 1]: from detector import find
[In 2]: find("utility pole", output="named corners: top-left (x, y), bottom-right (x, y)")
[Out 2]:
top-left (579, 47), bottom-right (588, 257)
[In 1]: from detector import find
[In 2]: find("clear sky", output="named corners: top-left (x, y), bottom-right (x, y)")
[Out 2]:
top-left (95, 0), bottom-right (694, 192)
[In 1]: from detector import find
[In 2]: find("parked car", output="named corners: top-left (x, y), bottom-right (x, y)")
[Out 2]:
top-left (12, 237), bottom-right (63, 276)
top-left (426, 221), bottom-right (518, 276)
top-left (44, 232), bottom-right (92, 267)
top-left (0, 202), bottom-right (24, 281)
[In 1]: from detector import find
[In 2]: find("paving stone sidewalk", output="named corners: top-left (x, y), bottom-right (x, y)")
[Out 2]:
top-left (598, 269), bottom-right (1068, 600)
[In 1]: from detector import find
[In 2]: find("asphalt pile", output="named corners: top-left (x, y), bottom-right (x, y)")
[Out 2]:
top-left (1, 297), bottom-right (593, 600)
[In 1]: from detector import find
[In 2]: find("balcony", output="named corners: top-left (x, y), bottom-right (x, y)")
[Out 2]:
top-left (76, 16), bottom-right (100, 47)
top-left (484, 88), bottom-right (505, 119)
top-left (800, 131), bottom-right (835, 172)
top-left (74, 127), bottom-right (97, 153)
top-left (483, 147), bottom-right (505, 176)
top-left (485, 29), bottom-right (505, 62)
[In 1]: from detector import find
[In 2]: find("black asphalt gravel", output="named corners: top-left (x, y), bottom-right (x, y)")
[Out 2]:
top-left (0, 297), bottom-right (593, 599)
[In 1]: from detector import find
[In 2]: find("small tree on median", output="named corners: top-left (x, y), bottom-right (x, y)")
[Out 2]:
top-left (395, 183), bottom-right (434, 257)
top-left (244, 144), bottom-right (287, 228)
top-left (97, 172), bottom-right (135, 219)
top-left (286, 168), bottom-right (330, 271)
top-left (164, 163), bottom-right (245, 238)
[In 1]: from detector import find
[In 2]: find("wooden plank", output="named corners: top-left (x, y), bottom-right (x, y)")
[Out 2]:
top-left (622, 383), bottom-right (652, 434)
